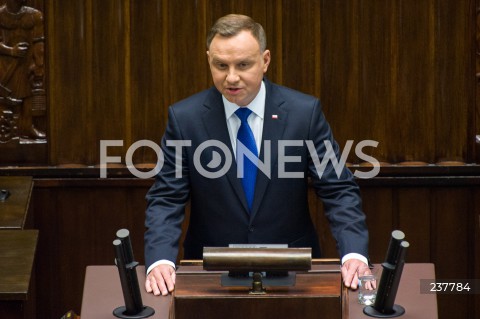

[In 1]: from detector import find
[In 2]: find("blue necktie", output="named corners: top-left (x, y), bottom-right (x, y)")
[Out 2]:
top-left (235, 108), bottom-right (258, 212)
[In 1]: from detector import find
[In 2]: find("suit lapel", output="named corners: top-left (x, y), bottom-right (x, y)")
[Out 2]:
top-left (250, 81), bottom-right (287, 220)
top-left (201, 89), bottom-right (250, 213)
top-left (200, 82), bottom-right (289, 218)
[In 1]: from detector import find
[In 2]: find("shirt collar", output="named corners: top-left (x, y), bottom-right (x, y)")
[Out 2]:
top-left (223, 81), bottom-right (266, 120)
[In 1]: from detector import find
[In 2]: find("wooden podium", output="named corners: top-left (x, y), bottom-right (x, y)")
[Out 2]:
top-left (173, 263), bottom-right (345, 319)
top-left (81, 262), bottom-right (345, 319)
top-left (81, 263), bottom-right (438, 319)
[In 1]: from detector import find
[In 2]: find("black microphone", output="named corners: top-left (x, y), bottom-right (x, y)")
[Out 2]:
top-left (364, 230), bottom-right (409, 318)
top-left (113, 229), bottom-right (155, 319)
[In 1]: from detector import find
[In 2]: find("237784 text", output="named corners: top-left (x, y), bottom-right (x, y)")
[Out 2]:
top-left (420, 280), bottom-right (480, 294)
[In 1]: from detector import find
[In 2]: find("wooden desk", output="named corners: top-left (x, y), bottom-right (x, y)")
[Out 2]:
top-left (81, 266), bottom-right (171, 319)
top-left (0, 230), bottom-right (39, 319)
top-left (0, 176), bottom-right (33, 229)
top-left (81, 263), bottom-right (437, 319)
top-left (348, 263), bottom-right (438, 319)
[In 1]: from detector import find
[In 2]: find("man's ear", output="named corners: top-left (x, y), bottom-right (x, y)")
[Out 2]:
top-left (206, 51), bottom-right (210, 62)
top-left (262, 49), bottom-right (271, 72)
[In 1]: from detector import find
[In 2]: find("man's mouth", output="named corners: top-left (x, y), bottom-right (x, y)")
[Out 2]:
top-left (226, 87), bottom-right (242, 95)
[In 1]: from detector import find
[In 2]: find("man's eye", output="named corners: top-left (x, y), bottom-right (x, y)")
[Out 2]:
top-left (216, 63), bottom-right (227, 69)
top-left (239, 63), bottom-right (249, 68)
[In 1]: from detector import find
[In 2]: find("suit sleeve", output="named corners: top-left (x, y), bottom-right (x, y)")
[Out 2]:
top-left (144, 106), bottom-right (190, 270)
top-left (307, 100), bottom-right (369, 259)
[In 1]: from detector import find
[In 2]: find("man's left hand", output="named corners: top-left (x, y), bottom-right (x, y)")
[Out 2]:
top-left (341, 259), bottom-right (371, 289)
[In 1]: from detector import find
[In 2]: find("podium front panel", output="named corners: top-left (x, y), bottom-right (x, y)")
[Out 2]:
top-left (173, 272), bottom-right (343, 319)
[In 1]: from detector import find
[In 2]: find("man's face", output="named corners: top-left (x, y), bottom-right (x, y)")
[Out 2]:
top-left (207, 30), bottom-right (270, 106)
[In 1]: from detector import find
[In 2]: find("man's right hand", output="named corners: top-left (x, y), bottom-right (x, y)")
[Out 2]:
top-left (145, 264), bottom-right (176, 296)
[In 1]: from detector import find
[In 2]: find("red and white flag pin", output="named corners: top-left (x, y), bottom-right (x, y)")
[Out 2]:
top-left (272, 114), bottom-right (278, 119)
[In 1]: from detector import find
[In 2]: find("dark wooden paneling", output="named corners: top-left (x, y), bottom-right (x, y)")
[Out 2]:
top-left (26, 176), bottom-right (479, 319)
top-left (39, 0), bottom-right (477, 166)
top-left (130, 1), bottom-right (169, 163)
top-left (432, 188), bottom-right (473, 319)
top-left (475, 188), bottom-right (480, 317)
top-left (319, 0), bottom-right (473, 164)
top-left (33, 180), bottom-right (150, 319)
top-left (476, 0), bottom-right (480, 163)
top-left (397, 188), bottom-right (431, 262)
top-left (393, 0), bottom-right (436, 162)
top-left (46, 0), bottom-right (92, 164)
top-left (90, 0), bottom-right (129, 156)
top-left (361, 188), bottom-right (394, 263)
top-left (434, 0), bottom-right (472, 163)
top-left (282, 0), bottom-right (321, 97)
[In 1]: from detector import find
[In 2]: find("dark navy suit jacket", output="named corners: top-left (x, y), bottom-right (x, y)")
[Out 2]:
top-left (144, 79), bottom-right (368, 269)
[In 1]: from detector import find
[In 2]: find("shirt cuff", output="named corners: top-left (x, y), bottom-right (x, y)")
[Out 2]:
top-left (146, 259), bottom-right (176, 275)
top-left (341, 253), bottom-right (369, 266)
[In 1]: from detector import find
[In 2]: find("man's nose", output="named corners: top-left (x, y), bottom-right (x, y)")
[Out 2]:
top-left (226, 68), bottom-right (240, 83)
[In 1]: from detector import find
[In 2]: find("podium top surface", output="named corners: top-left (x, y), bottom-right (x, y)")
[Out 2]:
top-left (0, 176), bottom-right (33, 229)
top-left (349, 263), bottom-right (438, 319)
top-left (0, 230), bottom-right (38, 300)
top-left (173, 262), bottom-right (341, 297)
top-left (81, 263), bottom-right (437, 319)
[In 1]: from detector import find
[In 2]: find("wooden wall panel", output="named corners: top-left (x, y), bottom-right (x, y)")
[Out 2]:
top-left (318, 0), bottom-right (355, 146)
top-left (90, 1), bottom-right (129, 156)
top-left (38, 0), bottom-right (477, 166)
top-left (361, 188), bottom-right (394, 262)
top-left (46, 0), bottom-right (92, 164)
top-left (314, 186), bottom-right (398, 263)
top-left (282, 0), bottom-right (321, 97)
top-left (130, 1), bottom-right (168, 162)
top-left (476, 0), bottom-right (480, 163)
top-left (355, 0), bottom-right (394, 163)
top-left (319, 0), bottom-right (473, 164)
top-left (165, 1), bottom-right (208, 104)
top-left (33, 180), bottom-right (150, 319)
top-left (392, 0), bottom-right (436, 163)
top-left (432, 188), bottom-right (473, 319)
top-left (47, 0), bottom-right (132, 165)
top-left (475, 188), bottom-right (480, 317)
top-left (397, 188), bottom-right (431, 262)
top-left (434, 0), bottom-right (472, 163)
top-left (26, 177), bottom-right (479, 319)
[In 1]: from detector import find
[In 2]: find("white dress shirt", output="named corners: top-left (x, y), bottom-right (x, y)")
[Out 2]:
top-left (223, 80), bottom-right (266, 156)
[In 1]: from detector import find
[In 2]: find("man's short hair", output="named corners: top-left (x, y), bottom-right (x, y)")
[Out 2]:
top-left (206, 14), bottom-right (267, 52)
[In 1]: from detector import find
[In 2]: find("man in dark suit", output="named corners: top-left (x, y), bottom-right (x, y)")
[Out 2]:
top-left (145, 14), bottom-right (370, 296)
